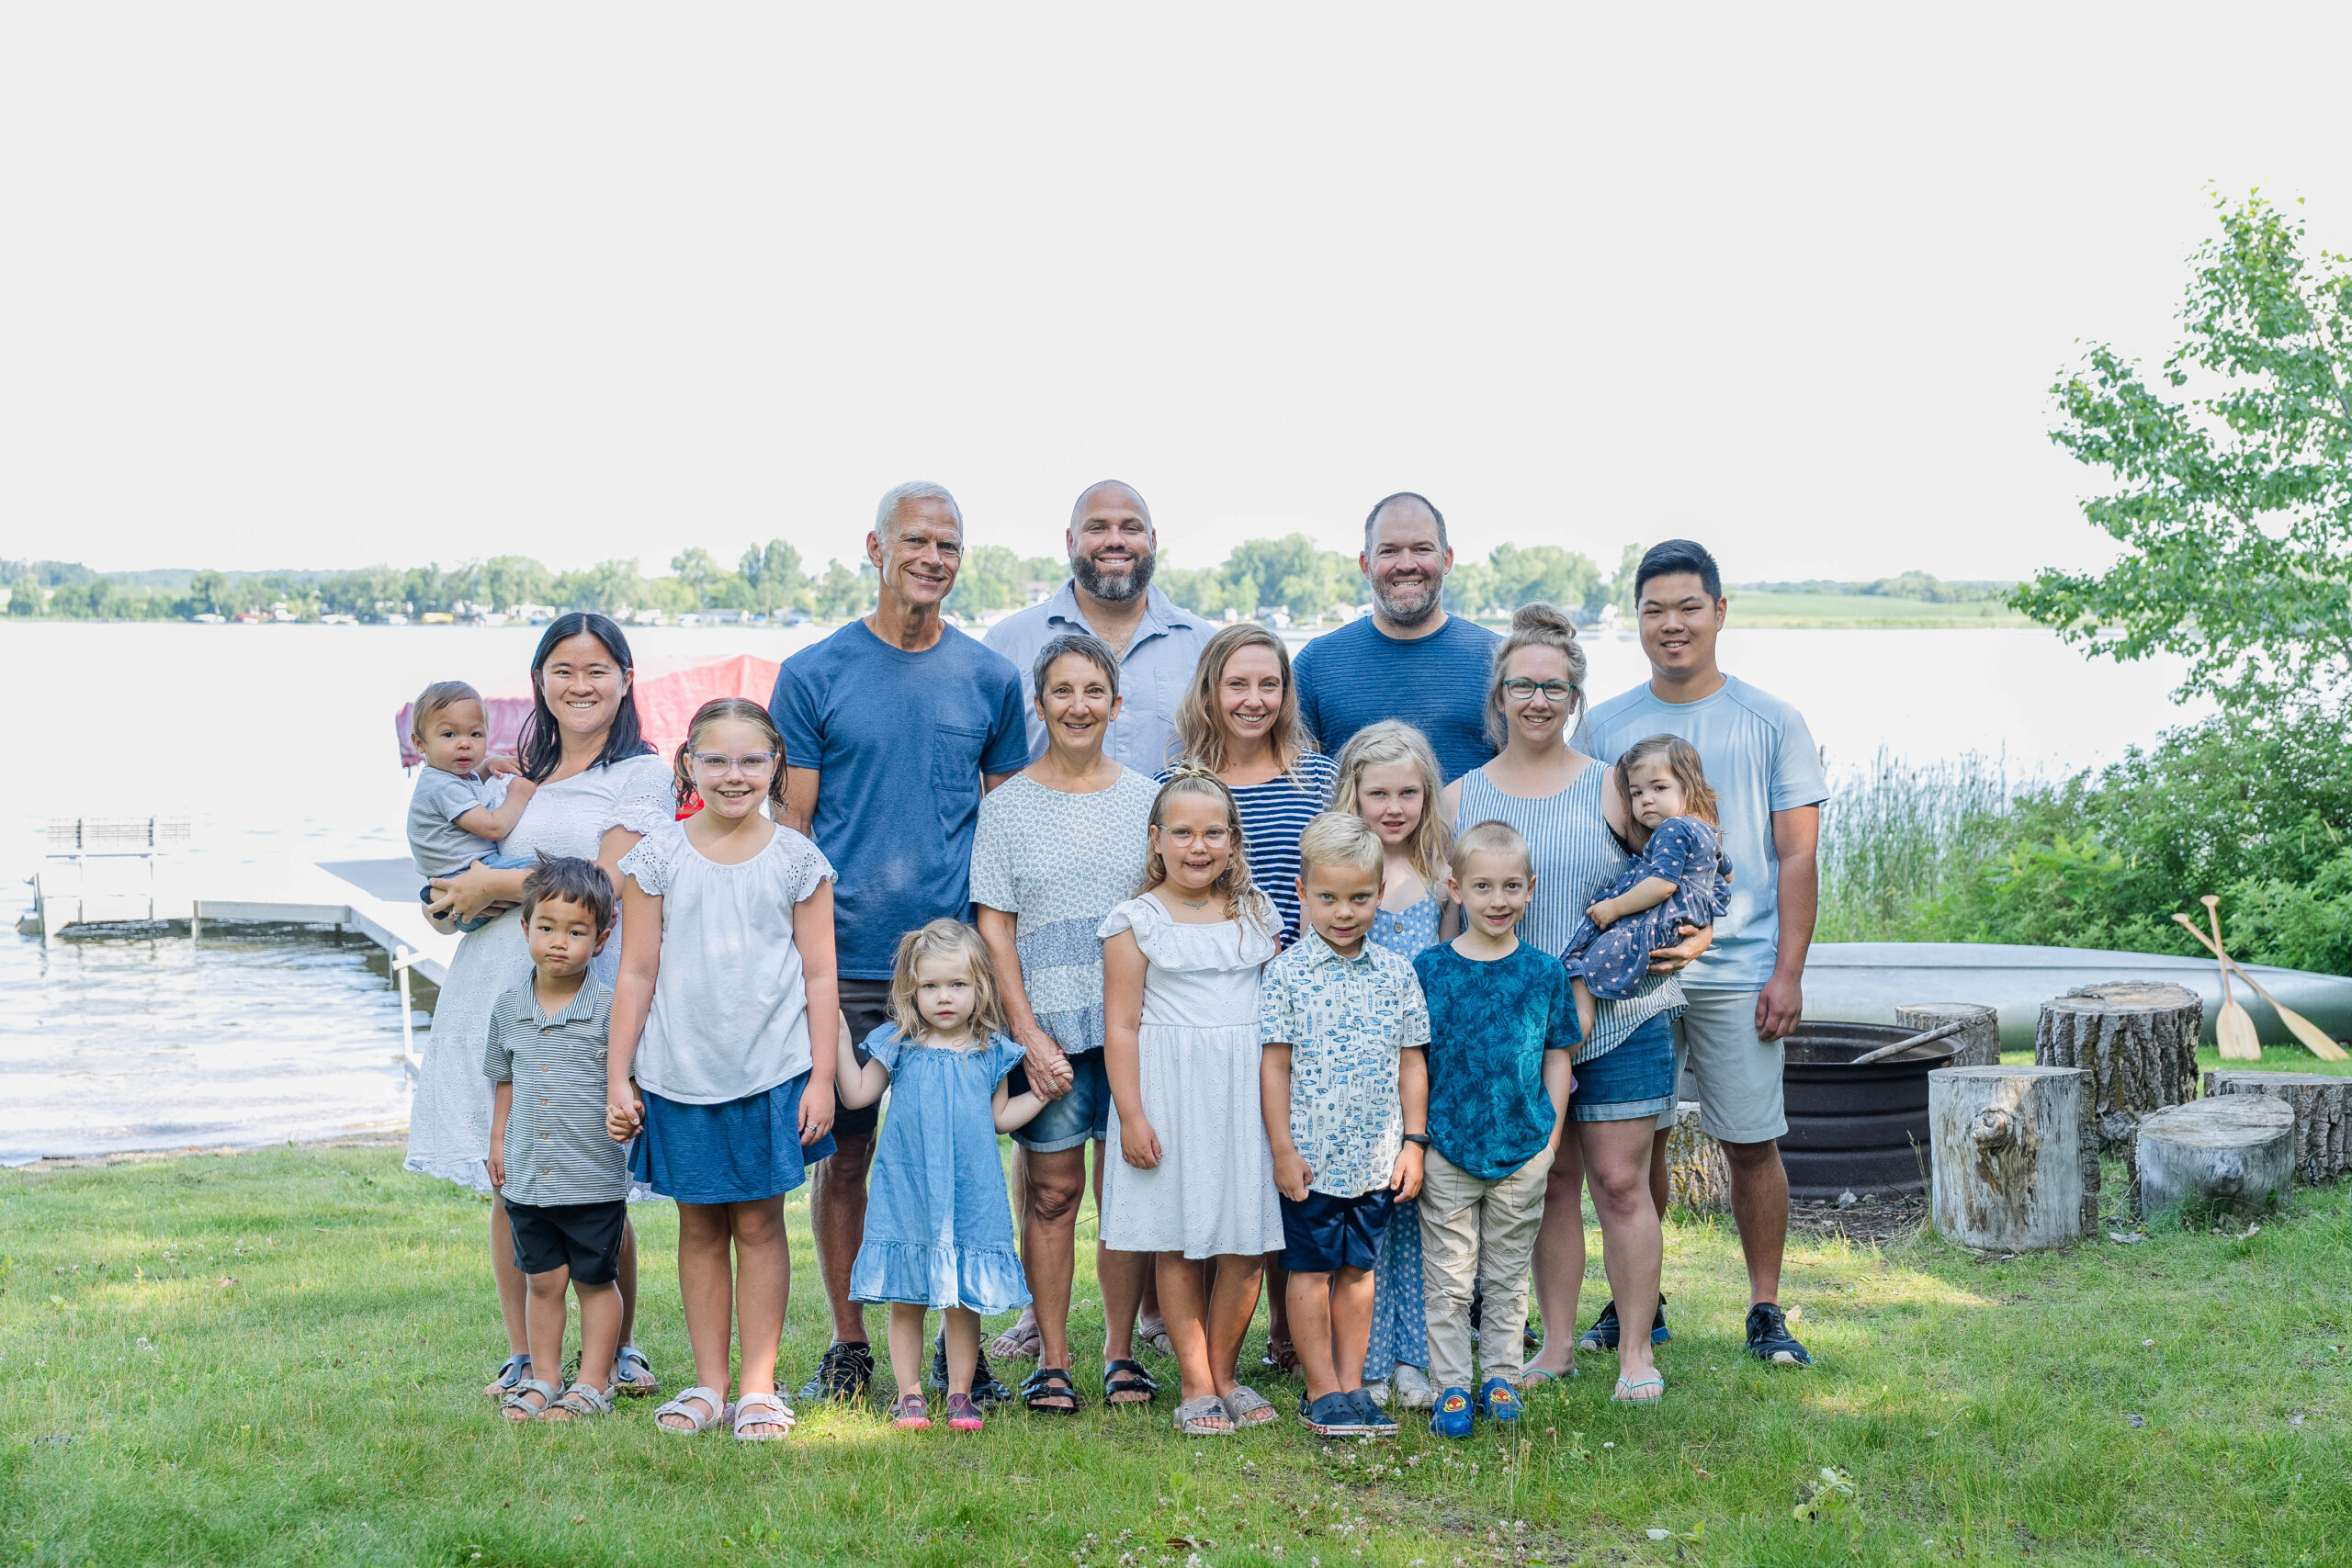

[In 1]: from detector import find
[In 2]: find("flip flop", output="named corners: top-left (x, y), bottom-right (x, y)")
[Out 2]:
top-left (1518, 1365), bottom-right (1578, 1388)
top-left (1612, 1372), bottom-right (1666, 1404)
top-left (989, 1322), bottom-right (1044, 1362)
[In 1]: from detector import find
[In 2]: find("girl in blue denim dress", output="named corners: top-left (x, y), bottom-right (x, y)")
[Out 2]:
top-left (836, 919), bottom-right (1046, 1434)
top-left (1331, 721), bottom-right (1458, 1412)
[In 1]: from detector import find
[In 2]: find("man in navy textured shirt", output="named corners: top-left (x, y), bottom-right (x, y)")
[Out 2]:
top-left (1293, 493), bottom-right (1501, 783)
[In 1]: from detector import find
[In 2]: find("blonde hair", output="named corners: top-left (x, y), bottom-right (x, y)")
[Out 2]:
top-left (1331, 719), bottom-right (1451, 886)
top-left (1296, 812), bottom-right (1385, 883)
top-left (1484, 603), bottom-right (1588, 750)
top-left (1452, 818), bottom-right (1533, 877)
top-left (886, 919), bottom-right (1005, 1042)
top-left (1614, 733), bottom-right (1719, 829)
top-left (1170, 623), bottom-right (1317, 775)
top-left (410, 680), bottom-right (483, 747)
top-left (1141, 771), bottom-right (1274, 931)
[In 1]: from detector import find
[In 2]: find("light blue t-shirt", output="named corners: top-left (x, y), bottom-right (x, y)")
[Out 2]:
top-left (1572, 674), bottom-right (1828, 991)
top-left (770, 620), bottom-right (1031, 978)
top-left (982, 582), bottom-right (1210, 776)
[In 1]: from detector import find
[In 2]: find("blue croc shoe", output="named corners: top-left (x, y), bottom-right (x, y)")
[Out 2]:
top-left (1429, 1386), bottom-right (1475, 1438)
top-left (1478, 1377), bottom-right (1524, 1423)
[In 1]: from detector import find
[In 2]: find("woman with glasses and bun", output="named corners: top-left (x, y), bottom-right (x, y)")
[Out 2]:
top-left (1440, 604), bottom-right (1709, 1404)
top-left (406, 613), bottom-right (679, 1408)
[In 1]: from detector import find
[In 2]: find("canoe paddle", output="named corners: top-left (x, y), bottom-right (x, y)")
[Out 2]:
top-left (1847, 1018), bottom-right (1968, 1066)
top-left (2197, 897), bottom-right (2265, 1061)
top-left (2173, 909), bottom-right (2350, 1062)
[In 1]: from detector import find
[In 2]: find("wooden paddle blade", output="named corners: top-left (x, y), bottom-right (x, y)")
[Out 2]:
top-left (2268, 998), bottom-right (2352, 1062)
top-left (2217, 1001), bottom-right (2263, 1061)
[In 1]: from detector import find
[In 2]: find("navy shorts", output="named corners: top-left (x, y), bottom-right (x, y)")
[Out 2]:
top-left (1279, 1187), bottom-right (1395, 1274)
top-left (504, 1198), bottom-right (627, 1284)
top-left (1568, 1012), bottom-right (1679, 1122)
top-left (1011, 1050), bottom-right (1112, 1153)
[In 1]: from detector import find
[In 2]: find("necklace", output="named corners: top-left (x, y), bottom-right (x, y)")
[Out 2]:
top-left (1171, 892), bottom-right (1213, 910)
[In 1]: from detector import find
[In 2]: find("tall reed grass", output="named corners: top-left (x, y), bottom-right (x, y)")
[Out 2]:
top-left (1815, 749), bottom-right (2026, 942)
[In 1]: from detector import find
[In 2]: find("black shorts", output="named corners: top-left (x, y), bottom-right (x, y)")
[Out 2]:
top-left (1278, 1187), bottom-right (1395, 1275)
top-left (831, 976), bottom-right (893, 1140)
top-left (504, 1198), bottom-right (628, 1284)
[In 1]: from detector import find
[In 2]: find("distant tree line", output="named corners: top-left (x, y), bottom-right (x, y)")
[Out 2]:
top-left (5, 535), bottom-right (1655, 625)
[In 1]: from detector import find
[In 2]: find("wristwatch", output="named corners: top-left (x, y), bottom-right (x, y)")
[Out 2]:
top-left (1401, 1132), bottom-right (1430, 1147)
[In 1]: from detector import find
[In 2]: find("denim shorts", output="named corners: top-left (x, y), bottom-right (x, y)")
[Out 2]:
top-left (1011, 1049), bottom-right (1112, 1153)
top-left (1568, 1011), bottom-right (1679, 1122)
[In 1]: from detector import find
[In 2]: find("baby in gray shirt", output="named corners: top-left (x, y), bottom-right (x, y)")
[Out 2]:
top-left (407, 680), bottom-right (537, 932)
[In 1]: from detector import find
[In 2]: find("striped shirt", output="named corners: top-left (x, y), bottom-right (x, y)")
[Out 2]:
top-left (482, 979), bottom-right (629, 1206)
top-left (1168, 751), bottom-right (1338, 948)
top-left (1454, 762), bottom-right (1681, 1062)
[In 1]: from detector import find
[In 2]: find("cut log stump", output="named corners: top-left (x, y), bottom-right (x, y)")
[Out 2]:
top-left (1665, 1101), bottom-right (1730, 1213)
top-left (2135, 1097), bottom-right (2294, 1217)
top-left (1929, 1066), bottom-right (2092, 1250)
top-left (2035, 983), bottom-right (2202, 1152)
top-left (1897, 1003), bottom-right (2000, 1069)
top-left (2199, 1070), bottom-right (2352, 1186)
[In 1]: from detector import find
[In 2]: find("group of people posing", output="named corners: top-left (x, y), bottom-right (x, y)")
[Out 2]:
top-left (401, 479), bottom-right (1828, 1442)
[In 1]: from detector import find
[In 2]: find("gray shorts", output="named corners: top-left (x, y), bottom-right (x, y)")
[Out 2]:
top-left (1653, 987), bottom-right (1787, 1145)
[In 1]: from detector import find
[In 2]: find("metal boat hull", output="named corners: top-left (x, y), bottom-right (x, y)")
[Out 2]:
top-left (1802, 942), bottom-right (2352, 1051)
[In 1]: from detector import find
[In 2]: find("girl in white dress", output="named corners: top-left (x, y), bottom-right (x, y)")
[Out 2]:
top-left (1100, 772), bottom-right (1282, 1436)
top-left (404, 615), bottom-right (675, 1404)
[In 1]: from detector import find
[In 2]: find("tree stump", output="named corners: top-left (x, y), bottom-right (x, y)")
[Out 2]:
top-left (2200, 1070), bottom-right (2352, 1185)
top-left (1897, 1003), bottom-right (2001, 1069)
top-left (2035, 983), bottom-right (2202, 1152)
top-left (1929, 1066), bottom-right (2092, 1250)
top-left (2135, 1097), bottom-right (2295, 1217)
top-left (1664, 1101), bottom-right (1730, 1213)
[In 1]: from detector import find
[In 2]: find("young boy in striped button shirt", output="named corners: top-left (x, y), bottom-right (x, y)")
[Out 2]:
top-left (485, 857), bottom-right (629, 1422)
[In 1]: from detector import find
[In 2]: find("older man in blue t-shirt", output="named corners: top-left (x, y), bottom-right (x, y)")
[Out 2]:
top-left (1293, 493), bottom-right (1501, 782)
top-left (770, 479), bottom-right (1030, 1406)
top-left (1571, 538), bottom-right (1828, 1371)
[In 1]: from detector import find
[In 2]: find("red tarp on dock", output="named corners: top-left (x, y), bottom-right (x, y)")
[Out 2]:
top-left (394, 654), bottom-right (783, 770)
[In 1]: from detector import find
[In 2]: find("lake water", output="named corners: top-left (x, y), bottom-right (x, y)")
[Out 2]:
top-left (2, 618), bottom-right (2201, 1162)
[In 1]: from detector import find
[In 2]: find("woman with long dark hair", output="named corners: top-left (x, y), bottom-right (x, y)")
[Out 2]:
top-left (404, 613), bottom-right (677, 1404)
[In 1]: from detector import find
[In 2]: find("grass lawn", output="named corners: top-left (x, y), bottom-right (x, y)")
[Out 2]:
top-left (3, 1127), bottom-right (2346, 1568)
top-left (1716, 593), bottom-right (2034, 630)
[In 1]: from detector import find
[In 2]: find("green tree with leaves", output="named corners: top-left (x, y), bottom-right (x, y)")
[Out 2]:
top-left (944, 544), bottom-right (1027, 617)
top-left (1607, 542), bottom-right (1645, 615)
top-left (1487, 543), bottom-right (1600, 612)
top-left (2018, 192), bottom-right (2352, 716)
top-left (6, 574), bottom-right (42, 615)
top-left (740, 540), bottom-right (810, 615)
top-left (479, 555), bottom-right (553, 612)
top-left (811, 558), bottom-right (873, 622)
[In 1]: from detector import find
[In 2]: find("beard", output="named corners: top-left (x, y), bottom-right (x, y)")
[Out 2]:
top-left (1373, 570), bottom-right (1443, 626)
top-left (1073, 548), bottom-right (1156, 604)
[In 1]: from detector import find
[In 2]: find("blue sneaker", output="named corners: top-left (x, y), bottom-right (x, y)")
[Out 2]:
top-left (1478, 1377), bottom-right (1523, 1423)
top-left (1429, 1385), bottom-right (1475, 1438)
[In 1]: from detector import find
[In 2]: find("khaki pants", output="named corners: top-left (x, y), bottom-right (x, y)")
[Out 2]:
top-left (1418, 1142), bottom-right (1555, 1392)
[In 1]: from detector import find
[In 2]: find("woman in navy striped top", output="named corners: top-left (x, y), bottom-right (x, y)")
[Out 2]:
top-left (1163, 620), bottom-right (1335, 1378)
top-left (1163, 624), bottom-right (1337, 950)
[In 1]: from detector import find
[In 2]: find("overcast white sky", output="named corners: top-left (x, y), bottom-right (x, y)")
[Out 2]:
top-left (2, 4), bottom-right (2345, 583)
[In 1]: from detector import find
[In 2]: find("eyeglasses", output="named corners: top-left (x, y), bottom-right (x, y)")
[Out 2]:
top-left (1159, 825), bottom-right (1232, 845)
top-left (691, 752), bottom-right (779, 774)
top-left (1501, 679), bottom-right (1576, 702)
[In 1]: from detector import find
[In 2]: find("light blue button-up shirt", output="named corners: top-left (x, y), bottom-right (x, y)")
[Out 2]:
top-left (982, 581), bottom-right (1211, 776)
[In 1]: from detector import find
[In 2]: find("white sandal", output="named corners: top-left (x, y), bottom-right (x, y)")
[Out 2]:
top-left (731, 1390), bottom-right (795, 1441)
top-left (653, 1385), bottom-right (728, 1434)
top-left (499, 1378), bottom-right (560, 1422)
top-left (541, 1382), bottom-right (615, 1422)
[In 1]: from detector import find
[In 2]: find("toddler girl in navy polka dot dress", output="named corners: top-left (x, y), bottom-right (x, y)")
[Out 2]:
top-left (1559, 735), bottom-right (1733, 1039)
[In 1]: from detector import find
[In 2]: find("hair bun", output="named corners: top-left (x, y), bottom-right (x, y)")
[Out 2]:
top-left (1510, 602), bottom-right (1578, 638)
